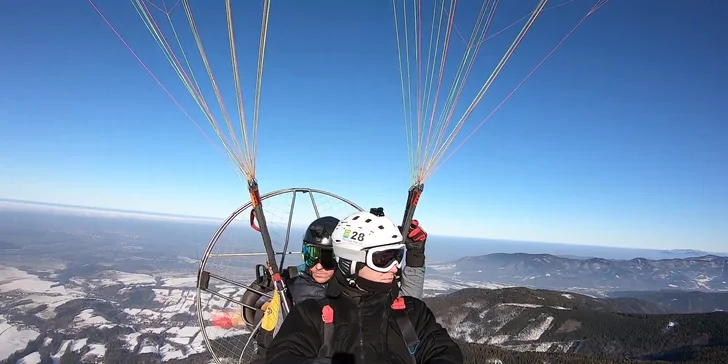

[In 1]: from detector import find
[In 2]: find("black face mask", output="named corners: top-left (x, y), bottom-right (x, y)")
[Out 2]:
top-left (354, 275), bottom-right (399, 295)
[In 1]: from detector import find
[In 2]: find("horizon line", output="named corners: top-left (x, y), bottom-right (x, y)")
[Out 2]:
top-left (0, 197), bottom-right (225, 221)
top-left (1, 197), bottom-right (726, 257)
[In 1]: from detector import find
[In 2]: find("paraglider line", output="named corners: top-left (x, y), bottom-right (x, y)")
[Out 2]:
top-left (429, 0), bottom-right (610, 180)
top-left (421, 0), bottom-right (456, 184)
top-left (130, 0), bottom-right (248, 180)
top-left (226, 0), bottom-right (253, 179)
top-left (87, 0), bottom-right (223, 157)
top-left (252, 0), bottom-right (272, 174)
top-left (425, 0), bottom-right (502, 179)
top-left (428, 0), bottom-right (547, 177)
top-left (420, 0), bottom-right (495, 180)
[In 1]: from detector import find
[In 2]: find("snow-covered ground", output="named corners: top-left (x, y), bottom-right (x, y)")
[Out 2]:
top-left (73, 309), bottom-right (113, 329)
top-left (0, 266), bottom-right (69, 294)
top-left (94, 270), bottom-right (157, 285)
top-left (441, 295), bottom-right (577, 354)
top-left (514, 315), bottom-right (554, 341)
top-left (0, 263), bottom-right (264, 362)
top-left (162, 277), bottom-right (197, 288)
top-left (0, 266), bottom-right (89, 358)
top-left (16, 351), bottom-right (42, 364)
top-left (0, 265), bottom-right (87, 321)
top-left (423, 277), bottom-right (512, 296)
top-left (0, 262), bottom-right (585, 362)
top-left (0, 315), bottom-right (40, 359)
top-left (501, 302), bottom-right (570, 311)
top-left (1, 263), bottom-right (536, 361)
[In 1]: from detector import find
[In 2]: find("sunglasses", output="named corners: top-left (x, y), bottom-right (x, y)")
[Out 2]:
top-left (302, 244), bottom-right (336, 270)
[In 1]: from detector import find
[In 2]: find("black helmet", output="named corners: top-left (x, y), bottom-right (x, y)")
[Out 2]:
top-left (302, 216), bottom-right (340, 247)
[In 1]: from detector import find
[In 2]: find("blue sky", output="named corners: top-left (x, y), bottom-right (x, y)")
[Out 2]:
top-left (0, 1), bottom-right (726, 251)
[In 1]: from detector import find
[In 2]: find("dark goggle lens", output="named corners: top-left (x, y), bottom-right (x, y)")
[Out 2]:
top-left (303, 245), bottom-right (335, 270)
top-left (370, 248), bottom-right (404, 268)
top-left (318, 249), bottom-right (335, 270)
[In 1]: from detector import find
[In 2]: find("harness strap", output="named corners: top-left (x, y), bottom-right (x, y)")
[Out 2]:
top-left (392, 297), bottom-right (420, 362)
top-left (318, 299), bottom-right (334, 358)
top-left (317, 297), bottom-right (420, 363)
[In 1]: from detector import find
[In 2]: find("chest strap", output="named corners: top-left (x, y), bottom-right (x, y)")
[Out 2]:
top-left (317, 297), bottom-right (420, 362)
top-left (318, 298), bottom-right (334, 358)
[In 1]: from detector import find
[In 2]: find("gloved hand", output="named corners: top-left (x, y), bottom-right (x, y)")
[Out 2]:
top-left (402, 219), bottom-right (427, 268)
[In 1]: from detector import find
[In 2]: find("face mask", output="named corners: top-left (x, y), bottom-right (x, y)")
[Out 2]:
top-left (354, 275), bottom-right (398, 295)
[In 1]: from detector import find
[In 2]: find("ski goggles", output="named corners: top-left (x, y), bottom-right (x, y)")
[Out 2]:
top-left (302, 244), bottom-right (336, 270)
top-left (365, 243), bottom-right (406, 273)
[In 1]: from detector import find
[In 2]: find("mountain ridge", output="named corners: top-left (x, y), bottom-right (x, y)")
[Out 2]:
top-left (424, 287), bottom-right (728, 361)
top-left (3, 273), bottom-right (728, 363)
top-left (430, 253), bottom-right (728, 293)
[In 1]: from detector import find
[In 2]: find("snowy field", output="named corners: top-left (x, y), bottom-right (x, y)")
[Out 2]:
top-left (0, 266), bottom-right (70, 294)
top-left (423, 277), bottom-right (512, 297)
top-left (0, 263), bottom-right (261, 362)
top-left (0, 315), bottom-right (41, 359)
top-left (1, 261), bottom-right (544, 362)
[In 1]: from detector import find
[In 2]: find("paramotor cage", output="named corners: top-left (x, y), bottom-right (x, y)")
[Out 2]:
top-left (195, 187), bottom-right (363, 364)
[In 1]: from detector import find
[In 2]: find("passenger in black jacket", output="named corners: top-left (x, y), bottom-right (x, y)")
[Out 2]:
top-left (252, 216), bottom-right (338, 364)
top-left (287, 216), bottom-right (340, 304)
top-left (264, 209), bottom-right (463, 364)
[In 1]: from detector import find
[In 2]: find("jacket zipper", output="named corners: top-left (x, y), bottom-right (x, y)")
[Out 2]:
top-left (358, 301), bottom-right (364, 363)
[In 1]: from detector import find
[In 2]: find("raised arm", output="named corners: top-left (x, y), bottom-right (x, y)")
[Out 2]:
top-left (400, 266), bottom-right (426, 298)
top-left (400, 220), bottom-right (427, 299)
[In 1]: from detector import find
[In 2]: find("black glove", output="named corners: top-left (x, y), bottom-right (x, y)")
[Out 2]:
top-left (401, 220), bottom-right (427, 268)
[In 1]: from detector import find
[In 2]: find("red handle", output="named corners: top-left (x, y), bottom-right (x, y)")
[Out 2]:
top-left (250, 210), bottom-right (261, 232)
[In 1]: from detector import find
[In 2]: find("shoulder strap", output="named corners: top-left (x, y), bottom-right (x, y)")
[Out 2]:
top-left (391, 297), bottom-right (420, 363)
top-left (317, 297), bottom-right (420, 361)
top-left (392, 297), bottom-right (420, 363)
top-left (318, 298), bottom-right (334, 359)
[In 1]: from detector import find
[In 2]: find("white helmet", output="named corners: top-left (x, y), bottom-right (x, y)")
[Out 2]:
top-left (331, 208), bottom-right (406, 276)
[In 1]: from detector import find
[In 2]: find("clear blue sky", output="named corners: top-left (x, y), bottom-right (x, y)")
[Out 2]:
top-left (0, 1), bottom-right (726, 251)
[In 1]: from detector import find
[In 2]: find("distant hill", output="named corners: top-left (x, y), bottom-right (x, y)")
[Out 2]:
top-left (458, 341), bottom-right (728, 364)
top-left (608, 290), bottom-right (728, 313)
top-left (430, 253), bottom-right (728, 293)
top-left (424, 287), bottom-right (728, 361)
top-left (426, 287), bottom-right (668, 315)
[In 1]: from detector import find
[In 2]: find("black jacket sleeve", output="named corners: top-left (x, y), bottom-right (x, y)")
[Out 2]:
top-left (406, 297), bottom-right (464, 364)
top-left (264, 300), bottom-right (323, 364)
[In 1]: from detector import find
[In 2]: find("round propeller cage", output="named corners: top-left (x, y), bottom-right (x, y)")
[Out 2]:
top-left (195, 188), bottom-right (363, 364)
